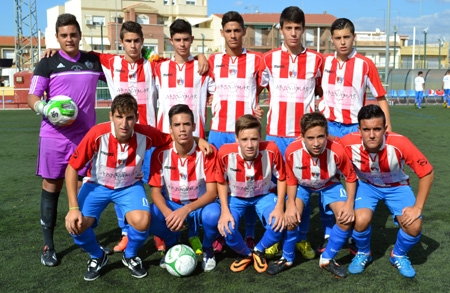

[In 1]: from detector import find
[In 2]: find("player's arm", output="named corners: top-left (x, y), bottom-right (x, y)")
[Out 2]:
top-left (64, 164), bottom-right (83, 235)
top-left (377, 97), bottom-right (392, 132)
top-left (268, 179), bottom-right (286, 232)
top-left (285, 184), bottom-right (301, 227)
top-left (194, 137), bottom-right (213, 155)
top-left (194, 54), bottom-right (209, 75)
top-left (217, 182), bottom-right (234, 237)
top-left (28, 93), bottom-right (45, 114)
top-left (401, 170), bottom-right (434, 227)
top-left (336, 181), bottom-right (356, 225)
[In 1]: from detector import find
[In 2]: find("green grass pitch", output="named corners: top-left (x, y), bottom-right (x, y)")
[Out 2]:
top-left (1, 105), bottom-right (449, 292)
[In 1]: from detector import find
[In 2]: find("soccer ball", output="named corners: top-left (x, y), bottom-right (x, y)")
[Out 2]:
top-left (45, 95), bottom-right (78, 127)
top-left (164, 244), bottom-right (198, 277)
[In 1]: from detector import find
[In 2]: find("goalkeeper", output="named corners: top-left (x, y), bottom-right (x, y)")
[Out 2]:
top-left (27, 13), bottom-right (104, 267)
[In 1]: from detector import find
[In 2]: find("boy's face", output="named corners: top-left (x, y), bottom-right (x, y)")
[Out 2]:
top-left (120, 32), bottom-right (144, 61)
top-left (331, 28), bottom-right (355, 58)
top-left (301, 126), bottom-right (327, 157)
top-left (280, 21), bottom-right (304, 51)
top-left (169, 113), bottom-right (195, 147)
top-left (236, 128), bottom-right (261, 161)
top-left (56, 25), bottom-right (81, 58)
top-left (358, 117), bottom-right (387, 153)
top-left (221, 21), bottom-right (246, 51)
top-left (109, 109), bottom-right (138, 143)
top-left (170, 33), bottom-right (193, 58)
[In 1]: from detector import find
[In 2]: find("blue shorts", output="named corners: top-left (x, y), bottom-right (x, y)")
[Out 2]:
top-left (296, 183), bottom-right (348, 216)
top-left (37, 135), bottom-right (88, 179)
top-left (208, 130), bottom-right (236, 150)
top-left (141, 147), bottom-right (155, 183)
top-left (78, 181), bottom-right (150, 227)
top-left (265, 135), bottom-right (295, 156)
top-left (327, 121), bottom-right (359, 138)
top-left (444, 89), bottom-right (450, 97)
top-left (355, 180), bottom-right (417, 221)
top-left (229, 193), bottom-right (279, 228)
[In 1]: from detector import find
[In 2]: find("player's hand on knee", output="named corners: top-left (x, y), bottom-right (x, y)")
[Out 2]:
top-left (218, 212), bottom-right (234, 237)
top-left (65, 210), bottom-right (83, 235)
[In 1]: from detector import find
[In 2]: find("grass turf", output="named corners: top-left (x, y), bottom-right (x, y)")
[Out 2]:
top-left (1, 105), bottom-right (449, 292)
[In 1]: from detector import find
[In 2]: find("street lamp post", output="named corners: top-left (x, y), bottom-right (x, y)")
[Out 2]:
top-left (100, 22), bottom-right (104, 53)
top-left (393, 26), bottom-right (397, 69)
top-left (423, 28), bottom-right (428, 68)
top-left (438, 38), bottom-right (444, 69)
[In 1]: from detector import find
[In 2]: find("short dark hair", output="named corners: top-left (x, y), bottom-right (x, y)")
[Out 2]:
top-left (357, 104), bottom-right (386, 126)
top-left (279, 6), bottom-right (305, 28)
top-left (221, 11), bottom-right (245, 29)
top-left (300, 112), bottom-right (328, 135)
top-left (111, 93), bottom-right (138, 116)
top-left (331, 18), bottom-right (355, 35)
top-left (55, 13), bottom-right (81, 34)
top-left (235, 114), bottom-right (261, 136)
top-left (168, 104), bottom-right (194, 125)
top-left (418, 71), bottom-right (423, 75)
top-left (170, 19), bottom-right (192, 38)
top-left (120, 21), bottom-right (143, 40)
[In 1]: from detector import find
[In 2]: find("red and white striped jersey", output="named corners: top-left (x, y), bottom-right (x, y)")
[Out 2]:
top-left (319, 50), bottom-right (387, 124)
top-left (208, 49), bottom-right (262, 132)
top-left (339, 132), bottom-right (433, 187)
top-left (96, 52), bottom-right (157, 126)
top-left (216, 141), bottom-right (286, 198)
top-left (285, 138), bottom-right (356, 190)
top-left (155, 56), bottom-right (213, 138)
top-left (68, 122), bottom-right (171, 189)
top-left (259, 44), bottom-right (323, 137)
top-left (149, 141), bottom-right (217, 205)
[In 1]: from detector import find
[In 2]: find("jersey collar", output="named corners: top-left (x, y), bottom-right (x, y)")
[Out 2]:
top-left (281, 43), bottom-right (306, 55)
top-left (171, 55), bottom-right (195, 62)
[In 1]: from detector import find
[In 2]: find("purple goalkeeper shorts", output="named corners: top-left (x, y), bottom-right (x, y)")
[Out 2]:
top-left (37, 135), bottom-right (88, 179)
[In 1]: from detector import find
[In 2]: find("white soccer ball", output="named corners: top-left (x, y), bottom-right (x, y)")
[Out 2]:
top-left (165, 244), bottom-right (198, 277)
top-left (45, 95), bottom-right (78, 127)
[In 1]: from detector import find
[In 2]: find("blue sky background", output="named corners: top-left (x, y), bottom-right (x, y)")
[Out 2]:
top-left (2, 0), bottom-right (449, 44)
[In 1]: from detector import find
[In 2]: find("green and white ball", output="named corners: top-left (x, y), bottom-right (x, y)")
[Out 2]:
top-left (165, 244), bottom-right (198, 277)
top-left (45, 95), bottom-right (78, 127)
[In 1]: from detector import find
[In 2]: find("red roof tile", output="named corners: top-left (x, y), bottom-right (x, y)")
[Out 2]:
top-left (213, 13), bottom-right (337, 26)
top-left (0, 36), bottom-right (46, 46)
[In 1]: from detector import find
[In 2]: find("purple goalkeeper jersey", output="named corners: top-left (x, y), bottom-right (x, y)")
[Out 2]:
top-left (29, 50), bottom-right (104, 138)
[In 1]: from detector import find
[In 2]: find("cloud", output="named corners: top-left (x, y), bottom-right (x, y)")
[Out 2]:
top-left (235, 1), bottom-right (243, 6)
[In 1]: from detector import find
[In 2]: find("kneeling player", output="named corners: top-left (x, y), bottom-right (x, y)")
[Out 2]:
top-left (340, 105), bottom-right (434, 278)
top-left (216, 114), bottom-right (286, 273)
top-left (268, 112), bottom-right (357, 278)
top-left (148, 104), bottom-right (220, 272)
top-left (65, 94), bottom-right (173, 281)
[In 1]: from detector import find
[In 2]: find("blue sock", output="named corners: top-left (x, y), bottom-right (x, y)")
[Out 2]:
top-left (352, 226), bottom-right (372, 254)
top-left (72, 228), bottom-right (103, 259)
top-left (255, 226), bottom-right (283, 252)
top-left (322, 225), bottom-right (350, 259)
top-left (282, 229), bottom-right (298, 263)
top-left (297, 204), bottom-right (310, 241)
top-left (244, 207), bottom-right (257, 238)
top-left (319, 202), bottom-right (334, 237)
top-left (124, 225), bottom-right (149, 258)
top-left (393, 229), bottom-right (421, 256)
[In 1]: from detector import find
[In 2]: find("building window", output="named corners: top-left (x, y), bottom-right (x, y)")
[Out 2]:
top-left (137, 14), bottom-right (149, 25)
top-left (92, 16), bottom-right (105, 26)
top-left (164, 0), bottom-right (176, 4)
top-left (186, 0), bottom-right (195, 5)
top-left (305, 29), bottom-right (314, 47)
top-left (2, 49), bottom-right (14, 59)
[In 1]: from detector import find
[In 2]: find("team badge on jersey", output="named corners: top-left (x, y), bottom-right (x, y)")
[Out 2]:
top-left (177, 78), bottom-right (184, 85)
top-left (289, 70), bottom-right (297, 78)
top-left (229, 69), bottom-right (237, 76)
top-left (85, 60), bottom-right (94, 69)
top-left (71, 65), bottom-right (83, 71)
top-left (336, 76), bottom-right (344, 83)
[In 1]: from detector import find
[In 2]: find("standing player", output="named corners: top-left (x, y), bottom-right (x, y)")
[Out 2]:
top-left (28, 13), bottom-right (104, 267)
top-left (216, 114), bottom-right (286, 273)
top-left (317, 17), bottom-right (392, 252)
top-left (155, 19), bottom-right (214, 138)
top-left (259, 6), bottom-right (323, 259)
top-left (148, 104), bottom-right (220, 272)
top-left (340, 104), bottom-right (433, 278)
top-left (65, 94), bottom-right (172, 280)
top-left (414, 71), bottom-right (425, 109)
top-left (267, 112), bottom-right (356, 278)
top-left (208, 10), bottom-right (264, 251)
top-left (442, 70), bottom-right (450, 107)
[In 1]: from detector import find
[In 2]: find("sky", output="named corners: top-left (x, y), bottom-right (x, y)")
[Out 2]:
top-left (2, 0), bottom-right (450, 44)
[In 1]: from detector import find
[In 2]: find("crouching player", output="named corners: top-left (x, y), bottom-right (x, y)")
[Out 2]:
top-left (148, 104), bottom-right (221, 272)
top-left (65, 95), bottom-right (211, 281)
top-left (216, 114), bottom-right (286, 273)
top-left (340, 105), bottom-right (434, 278)
top-left (268, 112), bottom-right (357, 277)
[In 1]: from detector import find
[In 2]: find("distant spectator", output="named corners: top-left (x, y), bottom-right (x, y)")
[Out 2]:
top-left (414, 71), bottom-right (425, 109)
top-left (442, 70), bottom-right (450, 108)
